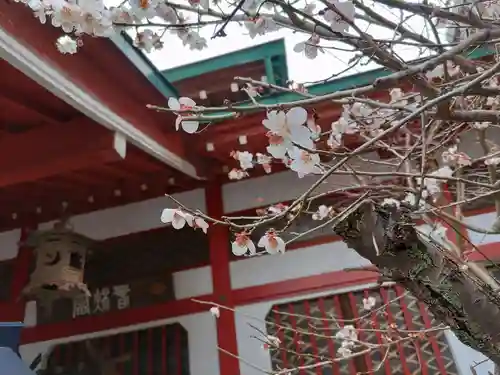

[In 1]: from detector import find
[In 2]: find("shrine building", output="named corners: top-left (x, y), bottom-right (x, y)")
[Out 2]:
top-left (1, 2), bottom-right (500, 375)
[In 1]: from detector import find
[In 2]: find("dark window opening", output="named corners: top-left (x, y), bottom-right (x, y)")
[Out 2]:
top-left (69, 252), bottom-right (83, 269)
top-left (46, 323), bottom-right (190, 375)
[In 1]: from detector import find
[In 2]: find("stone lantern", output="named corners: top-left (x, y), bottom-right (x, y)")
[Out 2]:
top-left (22, 220), bottom-right (93, 313)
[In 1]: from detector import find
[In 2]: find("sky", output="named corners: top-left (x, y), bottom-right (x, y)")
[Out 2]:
top-left (146, 24), bottom-right (372, 84)
top-left (134, 1), bottom-right (435, 85)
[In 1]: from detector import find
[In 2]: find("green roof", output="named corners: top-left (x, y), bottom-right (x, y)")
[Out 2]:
top-left (115, 33), bottom-right (494, 115)
top-left (161, 39), bottom-right (289, 88)
top-left (193, 45), bottom-right (495, 120)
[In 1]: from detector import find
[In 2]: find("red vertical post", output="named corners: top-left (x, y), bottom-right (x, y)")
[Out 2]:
top-left (9, 224), bottom-right (37, 321)
top-left (205, 183), bottom-right (240, 375)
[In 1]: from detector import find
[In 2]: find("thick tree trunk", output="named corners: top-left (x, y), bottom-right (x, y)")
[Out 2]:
top-left (333, 201), bottom-right (500, 365)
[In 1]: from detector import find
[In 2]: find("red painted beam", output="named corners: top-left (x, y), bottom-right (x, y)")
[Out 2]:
top-left (0, 118), bottom-right (122, 187)
top-left (0, 3), bottom-right (198, 177)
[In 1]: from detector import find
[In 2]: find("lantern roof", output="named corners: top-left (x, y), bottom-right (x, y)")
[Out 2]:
top-left (25, 226), bottom-right (95, 249)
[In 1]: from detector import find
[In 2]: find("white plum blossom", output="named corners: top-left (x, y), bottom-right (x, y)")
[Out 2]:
top-left (337, 344), bottom-right (352, 358)
top-left (258, 231), bottom-right (286, 254)
top-left (349, 102), bottom-right (371, 118)
top-left (442, 145), bottom-right (472, 167)
top-left (431, 223), bottom-right (448, 240)
top-left (266, 203), bottom-right (289, 214)
top-left (335, 325), bottom-right (358, 358)
top-left (193, 216), bottom-right (209, 233)
top-left (323, 0), bottom-right (355, 33)
top-left (485, 154), bottom-right (500, 166)
top-left (155, 3), bottom-right (177, 23)
top-left (210, 306), bottom-right (220, 318)
top-left (161, 208), bottom-right (193, 229)
top-left (188, 0), bottom-right (210, 10)
top-left (403, 192), bottom-right (427, 208)
top-left (176, 29), bottom-right (208, 50)
top-left (293, 34), bottom-right (324, 59)
top-left (267, 335), bottom-right (281, 346)
top-left (232, 151), bottom-right (254, 170)
top-left (389, 88), bottom-right (408, 105)
top-left (420, 166), bottom-right (453, 196)
top-left (160, 209), bottom-right (209, 232)
top-left (129, 0), bottom-right (160, 19)
top-left (288, 148), bottom-right (321, 177)
top-left (266, 133), bottom-right (291, 160)
top-left (312, 205), bottom-right (332, 220)
top-left (330, 115), bottom-right (359, 143)
top-left (228, 168), bottom-right (249, 180)
top-left (133, 29), bottom-right (162, 53)
top-left (232, 233), bottom-right (256, 256)
top-left (168, 97), bottom-right (199, 134)
top-left (362, 296), bottom-right (376, 310)
top-left (303, 2), bottom-right (316, 14)
top-left (335, 325), bottom-right (357, 344)
top-left (256, 153), bottom-right (272, 173)
top-left (262, 107), bottom-right (314, 149)
top-left (56, 35), bottom-right (78, 54)
top-left (245, 16), bottom-right (279, 38)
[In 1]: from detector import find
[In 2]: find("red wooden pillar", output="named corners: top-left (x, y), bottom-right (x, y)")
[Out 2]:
top-left (205, 183), bottom-right (240, 375)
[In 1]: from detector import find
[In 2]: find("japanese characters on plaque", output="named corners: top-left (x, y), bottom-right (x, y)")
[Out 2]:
top-left (72, 284), bottom-right (131, 318)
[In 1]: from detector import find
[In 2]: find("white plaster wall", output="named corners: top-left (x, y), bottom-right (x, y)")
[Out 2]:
top-left (230, 241), bottom-right (370, 290)
top-left (173, 265), bottom-right (213, 299)
top-left (464, 211), bottom-right (500, 246)
top-left (37, 188), bottom-right (206, 238)
top-left (0, 229), bottom-right (21, 261)
top-left (222, 152), bottom-right (392, 213)
top-left (20, 311), bottom-right (219, 375)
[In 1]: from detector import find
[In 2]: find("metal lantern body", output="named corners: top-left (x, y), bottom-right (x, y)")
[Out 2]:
top-left (23, 224), bottom-right (94, 304)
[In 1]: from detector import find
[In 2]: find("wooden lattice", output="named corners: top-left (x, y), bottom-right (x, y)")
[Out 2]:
top-left (266, 286), bottom-right (460, 375)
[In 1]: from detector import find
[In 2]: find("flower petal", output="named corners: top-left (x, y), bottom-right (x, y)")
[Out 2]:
top-left (178, 97), bottom-right (196, 107)
top-left (160, 208), bottom-right (175, 223)
top-left (172, 216), bottom-right (186, 229)
top-left (257, 235), bottom-right (268, 248)
top-left (289, 125), bottom-right (314, 149)
top-left (168, 98), bottom-right (181, 110)
top-left (247, 240), bottom-right (256, 255)
top-left (293, 42), bottom-right (305, 53)
top-left (175, 116), bottom-right (183, 131)
top-left (286, 107), bottom-right (308, 127)
top-left (182, 121), bottom-right (199, 134)
top-left (182, 212), bottom-right (194, 227)
top-left (195, 217), bottom-right (209, 233)
top-left (232, 241), bottom-right (248, 256)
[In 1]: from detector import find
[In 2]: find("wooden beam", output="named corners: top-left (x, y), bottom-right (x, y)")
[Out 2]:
top-left (0, 4), bottom-right (200, 178)
top-left (0, 118), bottom-right (123, 188)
